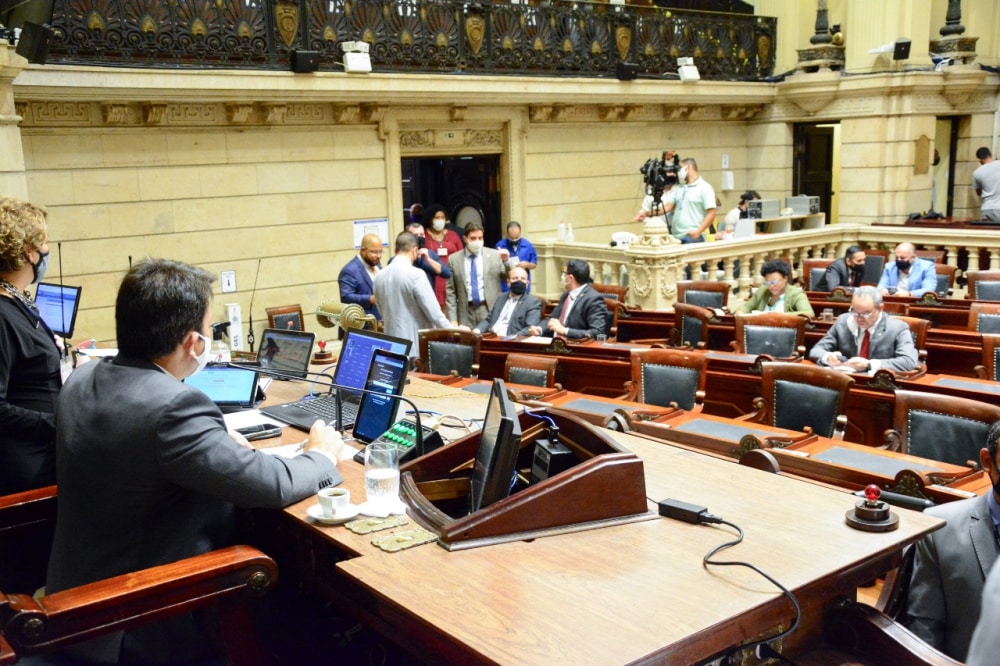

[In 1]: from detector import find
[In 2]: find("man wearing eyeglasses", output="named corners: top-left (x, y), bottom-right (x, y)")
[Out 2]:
top-left (808, 286), bottom-right (919, 373)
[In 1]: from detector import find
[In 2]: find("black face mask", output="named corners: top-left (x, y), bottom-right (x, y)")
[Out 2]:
top-left (895, 259), bottom-right (912, 271)
top-left (416, 236), bottom-right (426, 249)
top-left (509, 281), bottom-right (528, 296)
top-left (850, 263), bottom-right (864, 274)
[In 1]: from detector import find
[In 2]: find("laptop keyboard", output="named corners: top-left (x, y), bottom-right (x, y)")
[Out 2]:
top-left (296, 396), bottom-right (359, 423)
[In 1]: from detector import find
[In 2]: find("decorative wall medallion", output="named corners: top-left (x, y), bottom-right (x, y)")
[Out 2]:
top-left (630, 264), bottom-right (651, 298)
top-left (274, 0), bottom-right (299, 48)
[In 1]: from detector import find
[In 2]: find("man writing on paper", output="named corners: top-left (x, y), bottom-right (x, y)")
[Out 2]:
top-left (808, 286), bottom-right (918, 373)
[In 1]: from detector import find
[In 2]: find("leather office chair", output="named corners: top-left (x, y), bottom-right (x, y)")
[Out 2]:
top-left (884, 390), bottom-right (1000, 465)
top-left (891, 315), bottom-right (931, 369)
top-left (860, 249), bottom-right (888, 285)
top-left (671, 302), bottom-right (713, 349)
top-left (801, 258), bottom-right (833, 291)
top-left (739, 362), bottom-right (853, 439)
top-left (966, 270), bottom-right (1000, 301)
top-left (621, 348), bottom-right (707, 412)
top-left (975, 334), bottom-right (1000, 381)
top-left (676, 280), bottom-right (731, 310)
top-left (0, 486), bottom-right (277, 664)
top-left (504, 354), bottom-right (560, 389)
top-left (914, 249), bottom-right (945, 263)
top-left (415, 328), bottom-right (480, 378)
top-left (968, 302), bottom-right (1000, 334)
top-left (266, 304), bottom-right (305, 331)
top-left (603, 297), bottom-right (621, 340)
top-left (934, 264), bottom-right (957, 296)
top-left (730, 312), bottom-right (806, 360)
top-left (591, 283), bottom-right (628, 303)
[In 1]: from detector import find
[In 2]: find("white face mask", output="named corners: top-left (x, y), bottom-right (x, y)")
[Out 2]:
top-left (467, 240), bottom-right (484, 253)
top-left (678, 167), bottom-right (689, 183)
top-left (191, 333), bottom-right (213, 377)
top-left (431, 219), bottom-right (446, 232)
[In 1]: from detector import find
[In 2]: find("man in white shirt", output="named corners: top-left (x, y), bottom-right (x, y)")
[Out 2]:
top-left (974, 147), bottom-right (1000, 224)
top-left (473, 267), bottom-right (541, 337)
top-left (661, 156), bottom-right (717, 243)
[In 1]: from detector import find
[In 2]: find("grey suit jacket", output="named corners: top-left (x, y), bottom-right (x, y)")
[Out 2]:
top-left (475, 292), bottom-right (542, 337)
top-left (967, 550), bottom-right (1000, 666)
top-left (48, 354), bottom-right (340, 663)
top-left (815, 258), bottom-right (862, 292)
top-left (808, 312), bottom-right (919, 372)
top-left (907, 493), bottom-right (997, 661)
top-left (445, 248), bottom-right (507, 326)
top-left (375, 257), bottom-right (451, 357)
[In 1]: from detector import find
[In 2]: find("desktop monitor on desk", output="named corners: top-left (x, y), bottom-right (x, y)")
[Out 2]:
top-left (469, 378), bottom-right (522, 514)
top-left (34, 282), bottom-right (82, 338)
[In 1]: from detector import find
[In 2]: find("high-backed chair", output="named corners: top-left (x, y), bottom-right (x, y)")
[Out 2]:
top-left (975, 334), bottom-right (1000, 381)
top-left (801, 258), bottom-right (834, 291)
top-left (415, 329), bottom-right (480, 378)
top-left (968, 302), bottom-right (1000, 334)
top-left (676, 280), bottom-right (731, 310)
top-left (934, 264), bottom-right (957, 296)
top-left (966, 270), bottom-right (1000, 301)
top-left (739, 362), bottom-right (854, 439)
top-left (504, 354), bottom-right (560, 389)
top-left (266, 304), bottom-right (305, 331)
top-left (884, 390), bottom-right (1000, 465)
top-left (914, 249), bottom-right (945, 263)
top-left (620, 348), bottom-right (707, 412)
top-left (0, 486), bottom-right (277, 663)
top-left (671, 302), bottom-right (714, 349)
top-left (603, 297), bottom-right (621, 340)
top-left (592, 283), bottom-right (628, 302)
top-left (730, 312), bottom-right (807, 360)
top-left (860, 249), bottom-right (888, 285)
top-left (890, 315), bottom-right (931, 369)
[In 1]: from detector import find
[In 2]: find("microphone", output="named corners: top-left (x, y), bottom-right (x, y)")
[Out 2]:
top-left (247, 258), bottom-right (262, 354)
top-left (228, 362), bottom-right (429, 458)
top-left (57, 241), bottom-right (67, 355)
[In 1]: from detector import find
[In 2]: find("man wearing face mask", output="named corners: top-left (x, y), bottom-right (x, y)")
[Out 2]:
top-left (815, 245), bottom-right (867, 292)
top-left (404, 221), bottom-right (451, 290)
top-left (906, 420), bottom-right (1000, 661)
top-left (473, 267), bottom-right (541, 337)
top-left (659, 155), bottom-right (717, 244)
top-left (877, 242), bottom-right (937, 297)
top-left (445, 222), bottom-right (508, 328)
top-left (529, 259), bottom-right (606, 340)
top-left (337, 232), bottom-right (383, 321)
top-left (48, 258), bottom-right (344, 664)
top-left (495, 221), bottom-right (538, 292)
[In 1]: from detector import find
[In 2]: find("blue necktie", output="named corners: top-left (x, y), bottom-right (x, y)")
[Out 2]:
top-left (470, 253), bottom-right (481, 307)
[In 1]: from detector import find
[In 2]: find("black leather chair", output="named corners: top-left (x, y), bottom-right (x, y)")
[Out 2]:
top-left (801, 258), bottom-right (833, 291)
top-left (966, 270), bottom-right (1000, 301)
top-left (730, 312), bottom-right (806, 360)
top-left (860, 249), bottom-right (887, 285)
top-left (739, 362), bottom-right (853, 439)
top-left (415, 329), bottom-right (480, 378)
top-left (975, 334), bottom-right (1000, 382)
top-left (934, 264), bottom-right (957, 296)
top-left (672, 302), bottom-right (713, 349)
top-left (884, 390), bottom-right (1000, 466)
top-left (676, 280), bottom-right (730, 310)
top-left (968, 302), bottom-right (1000, 334)
top-left (504, 354), bottom-right (560, 388)
top-left (621, 348), bottom-right (706, 412)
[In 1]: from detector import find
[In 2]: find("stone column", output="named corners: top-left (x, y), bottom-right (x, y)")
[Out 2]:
top-left (0, 45), bottom-right (28, 198)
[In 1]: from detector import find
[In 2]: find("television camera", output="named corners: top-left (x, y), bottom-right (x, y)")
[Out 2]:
top-left (639, 151), bottom-right (681, 205)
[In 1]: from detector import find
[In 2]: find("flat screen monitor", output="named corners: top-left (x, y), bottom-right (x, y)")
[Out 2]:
top-left (34, 282), bottom-right (82, 338)
top-left (256, 328), bottom-right (315, 379)
top-left (352, 349), bottom-right (411, 444)
top-left (469, 378), bottom-right (522, 514)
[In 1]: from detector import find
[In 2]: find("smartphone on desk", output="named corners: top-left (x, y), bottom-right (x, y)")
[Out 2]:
top-left (235, 424), bottom-right (284, 441)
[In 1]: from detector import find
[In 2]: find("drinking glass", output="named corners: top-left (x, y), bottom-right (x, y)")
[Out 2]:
top-left (364, 441), bottom-right (400, 510)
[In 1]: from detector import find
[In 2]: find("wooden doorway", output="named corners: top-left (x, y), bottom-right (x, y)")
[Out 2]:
top-left (402, 155), bottom-right (502, 246)
top-left (793, 123), bottom-right (838, 223)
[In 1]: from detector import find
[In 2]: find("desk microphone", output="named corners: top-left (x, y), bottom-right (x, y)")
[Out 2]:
top-left (228, 362), bottom-right (428, 458)
top-left (246, 258), bottom-right (262, 354)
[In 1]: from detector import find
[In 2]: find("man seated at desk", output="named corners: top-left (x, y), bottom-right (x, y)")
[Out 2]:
top-left (528, 258), bottom-right (606, 340)
top-left (734, 259), bottom-right (815, 316)
top-left (907, 421), bottom-right (1000, 662)
top-left (815, 245), bottom-right (866, 292)
top-left (474, 266), bottom-right (541, 337)
top-left (877, 242), bottom-right (937, 298)
top-left (47, 258), bottom-right (344, 665)
top-left (808, 286), bottom-right (918, 373)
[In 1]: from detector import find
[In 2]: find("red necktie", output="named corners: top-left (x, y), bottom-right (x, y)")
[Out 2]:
top-left (559, 294), bottom-right (573, 325)
top-left (859, 329), bottom-right (871, 359)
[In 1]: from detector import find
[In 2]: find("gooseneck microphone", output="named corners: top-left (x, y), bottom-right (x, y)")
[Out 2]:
top-left (228, 362), bottom-right (427, 458)
top-left (246, 258), bottom-right (262, 354)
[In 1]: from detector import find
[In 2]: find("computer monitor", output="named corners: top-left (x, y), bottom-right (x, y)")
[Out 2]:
top-left (34, 282), bottom-right (82, 338)
top-left (256, 328), bottom-right (315, 379)
top-left (469, 378), bottom-right (522, 514)
top-left (352, 349), bottom-right (411, 444)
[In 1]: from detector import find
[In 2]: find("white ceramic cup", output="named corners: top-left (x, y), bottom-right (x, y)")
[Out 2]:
top-left (317, 487), bottom-right (351, 518)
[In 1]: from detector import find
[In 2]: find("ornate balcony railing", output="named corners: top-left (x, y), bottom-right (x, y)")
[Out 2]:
top-left (44, 0), bottom-right (776, 81)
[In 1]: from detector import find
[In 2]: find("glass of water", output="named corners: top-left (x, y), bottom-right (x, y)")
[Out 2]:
top-left (364, 441), bottom-right (400, 510)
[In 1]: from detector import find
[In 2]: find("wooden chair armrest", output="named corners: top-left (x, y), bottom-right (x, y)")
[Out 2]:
top-left (883, 428), bottom-right (904, 453)
top-left (975, 364), bottom-right (988, 380)
top-left (734, 396), bottom-right (767, 423)
top-left (2, 544), bottom-right (277, 655)
top-left (412, 358), bottom-right (426, 372)
top-left (628, 407), bottom-right (680, 423)
top-left (619, 380), bottom-right (639, 402)
top-left (0, 485), bottom-right (57, 532)
top-left (832, 414), bottom-right (848, 440)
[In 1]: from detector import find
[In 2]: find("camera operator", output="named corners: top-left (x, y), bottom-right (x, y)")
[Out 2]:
top-left (632, 151), bottom-right (678, 230)
top-left (661, 155), bottom-right (717, 244)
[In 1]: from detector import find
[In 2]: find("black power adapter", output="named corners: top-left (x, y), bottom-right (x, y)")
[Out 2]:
top-left (658, 499), bottom-right (722, 525)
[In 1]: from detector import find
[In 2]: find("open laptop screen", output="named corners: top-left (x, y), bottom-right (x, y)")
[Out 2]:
top-left (334, 328), bottom-right (412, 399)
top-left (257, 328), bottom-right (315, 379)
top-left (34, 282), bottom-right (82, 337)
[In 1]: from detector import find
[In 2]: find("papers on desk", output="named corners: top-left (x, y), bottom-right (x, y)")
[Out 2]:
top-left (223, 410), bottom-right (285, 430)
top-left (520, 336), bottom-right (553, 344)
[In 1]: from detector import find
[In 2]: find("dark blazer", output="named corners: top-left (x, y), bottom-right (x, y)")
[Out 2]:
top-left (808, 312), bottom-right (919, 372)
top-left (815, 258), bottom-right (862, 291)
top-left (338, 255), bottom-right (381, 319)
top-left (48, 355), bottom-right (340, 662)
top-left (475, 292), bottom-right (542, 337)
top-left (549, 284), bottom-right (606, 339)
top-left (908, 493), bottom-right (996, 661)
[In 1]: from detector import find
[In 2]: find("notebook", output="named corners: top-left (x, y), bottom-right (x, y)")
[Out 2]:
top-left (184, 364), bottom-right (261, 413)
top-left (260, 328), bottom-right (412, 432)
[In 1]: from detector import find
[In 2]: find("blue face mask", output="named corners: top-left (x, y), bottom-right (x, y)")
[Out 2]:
top-left (31, 250), bottom-right (50, 284)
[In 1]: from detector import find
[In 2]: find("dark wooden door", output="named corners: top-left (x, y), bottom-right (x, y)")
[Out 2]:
top-left (793, 124), bottom-right (835, 220)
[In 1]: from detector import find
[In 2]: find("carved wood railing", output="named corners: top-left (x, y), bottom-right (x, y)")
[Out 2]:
top-left (43, 0), bottom-right (776, 80)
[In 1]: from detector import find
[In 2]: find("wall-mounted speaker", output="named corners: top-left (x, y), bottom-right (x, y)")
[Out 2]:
top-left (15, 22), bottom-right (53, 65)
top-left (892, 39), bottom-right (911, 61)
top-left (290, 50), bottom-right (319, 73)
top-left (615, 62), bottom-right (639, 81)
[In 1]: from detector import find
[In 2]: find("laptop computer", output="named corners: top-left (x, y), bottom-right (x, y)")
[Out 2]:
top-left (256, 328), bottom-right (316, 379)
top-left (184, 363), bottom-right (261, 413)
top-left (260, 328), bottom-right (412, 431)
top-left (34, 282), bottom-right (83, 337)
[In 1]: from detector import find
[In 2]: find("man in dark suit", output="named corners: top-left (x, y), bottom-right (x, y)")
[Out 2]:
top-left (808, 285), bottom-right (918, 373)
top-left (48, 258), bottom-right (343, 664)
top-left (446, 222), bottom-right (507, 328)
top-left (337, 232), bottom-right (383, 320)
top-left (907, 420), bottom-right (1000, 661)
top-left (474, 267), bottom-right (541, 337)
top-left (530, 258), bottom-right (606, 340)
top-left (815, 245), bottom-right (866, 291)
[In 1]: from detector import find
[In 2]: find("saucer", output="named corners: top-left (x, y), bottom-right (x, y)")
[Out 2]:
top-left (307, 503), bottom-right (361, 525)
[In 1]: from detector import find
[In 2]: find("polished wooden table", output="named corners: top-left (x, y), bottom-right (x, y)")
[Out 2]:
top-left (255, 377), bottom-right (944, 665)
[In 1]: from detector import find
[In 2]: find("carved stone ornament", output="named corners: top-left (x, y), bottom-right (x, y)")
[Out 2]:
top-left (227, 104), bottom-right (254, 124)
top-left (400, 130), bottom-right (434, 148)
top-left (101, 103), bottom-right (131, 125)
top-left (274, 0), bottom-right (299, 48)
top-left (450, 105), bottom-right (466, 122)
top-left (261, 103), bottom-right (287, 124)
top-left (332, 104), bottom-right (356, 123)
top-left (465, 12), bottom-right (485, 56)
top-left (599, 105), bottom-right (624, 122)
top-left (662, 105), bottom-right (692, 121)
top-left (615, 25), bottom-right (631, 61)
top-left (629, 264), bottom-right (652, 298)
top-left (142, 103), bottom-right (167, 125)
top-left (359, 103), bottom-right (385, 123)
top-left (942, 66), bottom-right (988, 108)
top-left (528, 105), bottom-right (552, 122)
top-left (721, 105), bottom-right (763, 121)
top-left (466, 130), bottom-right (501, 147)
